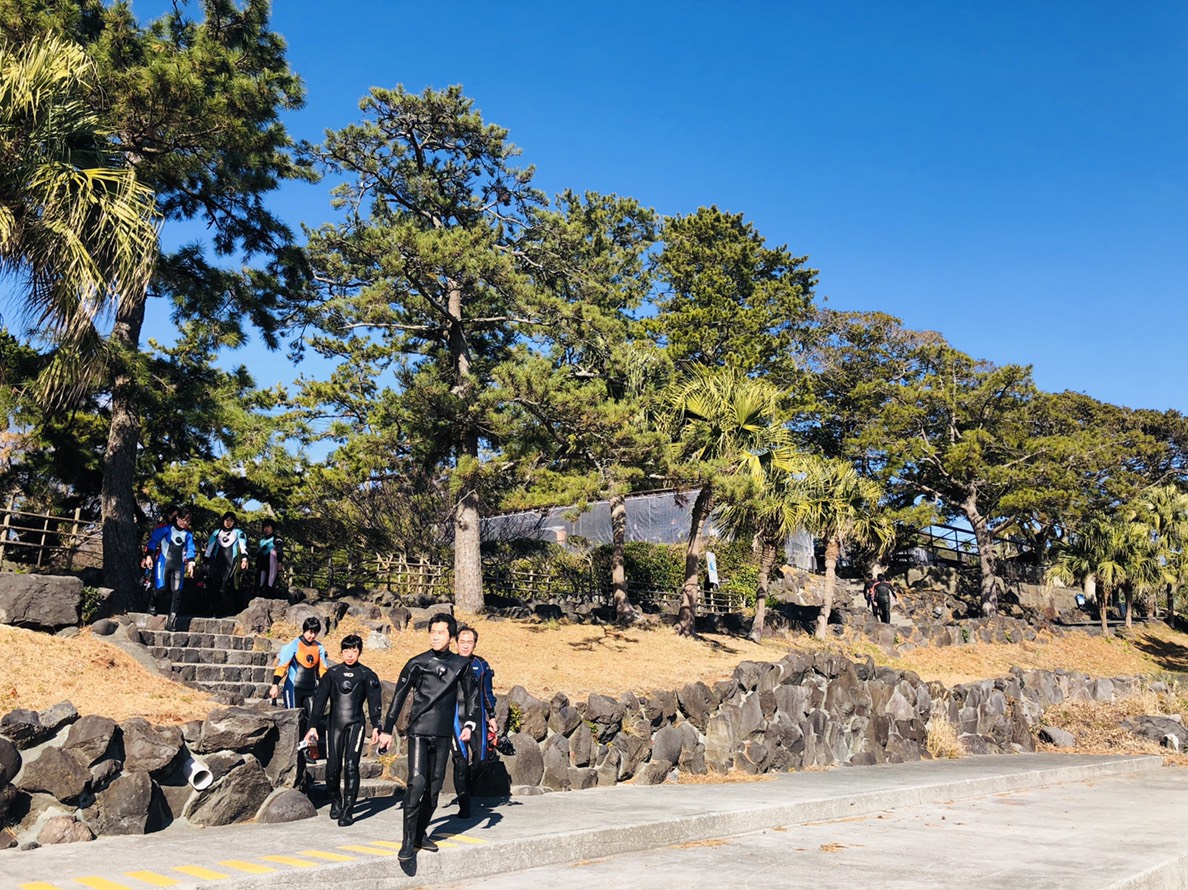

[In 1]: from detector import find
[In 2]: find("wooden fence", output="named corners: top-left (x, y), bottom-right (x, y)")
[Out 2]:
top-left (0, 499), bottom-right (102, 571)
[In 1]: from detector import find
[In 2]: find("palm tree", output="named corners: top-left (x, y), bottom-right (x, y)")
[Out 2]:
top-left (1048, 516), bottom-right (1137, 636)
top-left (1131, 484), bottom-right (1188, 623)
top-left (778, 457), bottom-right (892, 639)
top-left (664, 366), bottom-right (793, 636)
top-left (0, 34), bottom-right (158, 399)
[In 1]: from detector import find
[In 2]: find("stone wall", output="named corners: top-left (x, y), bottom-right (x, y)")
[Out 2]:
top-left (0, 703), bottom-right (314, 850)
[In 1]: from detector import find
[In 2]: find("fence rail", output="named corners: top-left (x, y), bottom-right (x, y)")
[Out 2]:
top-left (0, 499), bottom-right (102, 570)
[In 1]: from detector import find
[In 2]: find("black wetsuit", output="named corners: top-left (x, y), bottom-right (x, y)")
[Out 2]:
top-left (384, 649), bottom-right (479, 852)
top-left (874, 581), bottom-right (893, 624)
top-left (310, 661), bottom-right (382, 822)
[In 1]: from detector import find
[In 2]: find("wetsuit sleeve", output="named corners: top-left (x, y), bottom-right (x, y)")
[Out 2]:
top-left (272, 639), bottom-right (297, 685)
top-left (459, 662), bottom-right (479, 732)
top-left (484, 668), bottom-right (497, 714)
top-left (146, 525), bottom-right (168, 556)
top-left (204, 531), bottom-right (217, 559)
top-left (184, 532), bottom-right (196, 562)
top-left (317, 643), bottom-right (330, 677)
top-left (366, 669), bottom-right (383, 729)
top-left (309, 667), bottom-right (334, 722)
top-left (383, 657), bottom-right (419, 735)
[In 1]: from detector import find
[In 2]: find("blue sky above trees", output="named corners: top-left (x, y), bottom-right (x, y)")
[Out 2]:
top-left (132, 1), bottom-right (1188, 412)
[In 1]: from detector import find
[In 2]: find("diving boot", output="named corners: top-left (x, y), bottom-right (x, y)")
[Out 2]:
top-left (337, 794), bottom-right (356, 827)
top-left (457, 797), bottom-right (471, 819)
top-left (398, 815), bottom-right (417, 863)
top-left (166, 613), bottom-right (177, 632)
top-left (416, 835), bottom-right (439, 852)
top-left (328, 795), bottom-right (342, 820)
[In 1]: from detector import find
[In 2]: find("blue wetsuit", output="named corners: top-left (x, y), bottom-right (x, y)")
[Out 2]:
top-left (146, 522), bottom-right (194, 626)
top-left (452, 654), bottom-right (497, 816)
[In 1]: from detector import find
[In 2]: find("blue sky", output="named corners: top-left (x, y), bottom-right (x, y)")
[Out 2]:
top-left (135, 2), bottom-right (1188, 412)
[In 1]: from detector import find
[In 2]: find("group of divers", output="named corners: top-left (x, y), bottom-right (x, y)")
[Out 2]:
top-left (141, 506), bottom-right (284, 631)
top-left (272, 613), bottom-right (500, 865)
top-left (142, 506), bottom-right (501, 863)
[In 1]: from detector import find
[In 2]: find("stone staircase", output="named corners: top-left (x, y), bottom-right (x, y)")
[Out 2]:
top-left (126, 612), bottom-right (400, 802)
top-left (128, 613), bottom-right (274, 702)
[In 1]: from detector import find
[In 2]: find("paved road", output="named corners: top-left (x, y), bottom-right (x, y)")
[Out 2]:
top-left (5, 754), bottom-right (1185, 890)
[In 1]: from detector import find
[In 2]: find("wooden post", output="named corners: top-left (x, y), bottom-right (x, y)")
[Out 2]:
top-left (0, 496), bottom-right (12, 566)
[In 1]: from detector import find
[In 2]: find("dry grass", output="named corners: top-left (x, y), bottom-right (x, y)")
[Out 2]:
top-left (0, 625), bottom-right (215, 723)
top-left (1039, 687), bottom-right (1188, 765)
top-left (925, 717), bottom-right (965, 759)
top-left (872, 625), bottom-right (1180, 687)
top-left (675, 769), bottom-right (773, 785)
top-left (265, 613), bottom-right (795, 700)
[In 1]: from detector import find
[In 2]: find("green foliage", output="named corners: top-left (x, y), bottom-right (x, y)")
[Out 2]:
top-left (591, 541), bottom-right (684, 594)
top-left (506, 702), bottom-right (523, 734)
top-left (79, 585), bottom-right (104, 624)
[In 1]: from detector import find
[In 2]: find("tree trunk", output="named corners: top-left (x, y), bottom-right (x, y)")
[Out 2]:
top-left (1092, 576), bottom-right (1110, 638)
top-left (1124, 585), bottom-right (1133, 630)
top-left (1168, 583), bottom-right (1177, 626)
top-left (609, 492), bottom-right (636, 623)
top-left (748, 538), bottom-right (776, 643)
top-left (815, 535), bottom-right (840, 639)
top-left (102, 297), bottom-right (146, 613)
top-left (964, 496), bottom-right (998, 617)
top-left (447, 278), bottom-right (484, 613)
top-left (677, 486), bottom-right (713, 636)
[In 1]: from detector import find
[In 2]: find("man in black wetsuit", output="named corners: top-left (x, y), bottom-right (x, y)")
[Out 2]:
top-left (304, 633), bottom-right (383, 826)
top-left (379, 612), bottom-right (479, 864)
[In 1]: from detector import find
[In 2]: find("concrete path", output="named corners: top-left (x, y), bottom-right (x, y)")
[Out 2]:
top-left (5, 754), bottom-right (1181, 890)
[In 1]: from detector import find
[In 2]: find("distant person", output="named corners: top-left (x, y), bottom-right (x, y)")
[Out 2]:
top-left (203, 511), bottom-right (249, 616)
top-left (864, 576), bottom-right (878, 617)
top-left (145, 506), bottom-right (195, 631)
top-left (141, 504), bottom-right (177, 612)
top-left (304, 634), bottom-right (383, 826)
top-left (873, 574), bottom-right (895, 624)
top-left (255, 519), bottom-right (284, 597)
top-left (452, 624), bottom-right (498, 819)
top-left (379, 613), bottom-right (479, 864)
top-left (269, 617), bottom-right (330, 795)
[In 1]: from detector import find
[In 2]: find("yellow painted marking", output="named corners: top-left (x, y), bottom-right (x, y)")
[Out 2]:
top-left (338, 843), bottom-right (398, 856)
top-left (433, 832), bottom-right (488, 845)
top-left (19, 884), bottom-right (63, 890)
top-left (122, 873), bottom-right (178, 887)
top-left (297, 849), bottom-right (356, 862)
top-left (171, 865), bottom-right (229, 880)
top-left (122, 869), bottom-right (178, 884)
top-left (218, 861), bottom-right (276, 875)
top-left (365, 840), bottom-right (404, 849)
top-left (74, 880), bottom-right (134, 890)
top-left (259, 855), bottom-right (318, 868)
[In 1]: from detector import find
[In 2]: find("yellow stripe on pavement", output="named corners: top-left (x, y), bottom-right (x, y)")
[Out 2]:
top-left (19, 883), bottom-right (63, 890)
top-left (297, 849), bottom-right (356, 862)
top-left (433, 833), bottom-right (488, 845)
top-left (171, 865), bottom-right (229, 880)
top-left (74, 879), bottom-right (133, 890)
top-left (259, 855), bottom-right (319, 868)
top-left (217, 861), bottom-right (275, 875)
top-left (338, 844), bottom-right (398, 856)
top-left (122, 873), bottom-right (178, 887)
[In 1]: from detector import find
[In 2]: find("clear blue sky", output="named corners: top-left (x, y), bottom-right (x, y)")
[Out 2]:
top-left (135, 1), bottom-right (1188, 412)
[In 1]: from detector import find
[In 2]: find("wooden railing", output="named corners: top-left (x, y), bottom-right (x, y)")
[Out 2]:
top-left (0, 499), bottom-right (102, 570)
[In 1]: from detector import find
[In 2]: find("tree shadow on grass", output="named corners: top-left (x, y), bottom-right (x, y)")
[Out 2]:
top-left (1131, 634), bottom-right (1188, 673)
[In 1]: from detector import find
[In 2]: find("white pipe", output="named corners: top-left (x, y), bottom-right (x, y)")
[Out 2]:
top-left (183, 756), bottom-right (213, 791)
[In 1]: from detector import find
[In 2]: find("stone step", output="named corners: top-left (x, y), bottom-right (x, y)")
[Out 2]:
top-left (172, 663), bottom-right (275, 684)
top-left (127, 612), bottom-right (240, 635)
top-left (195, 680), bottom-right (273, 699)
top-left (139, 629), bottom-right (258, 651)
top-left (305, 759), bottom-right (386, 781)
top-left (150, 646), bottom-right (273, 667)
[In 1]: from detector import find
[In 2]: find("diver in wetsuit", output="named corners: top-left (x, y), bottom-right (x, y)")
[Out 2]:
top-left (146, 507), bottom-right (195, 631)
top-left (204, 511), bottom-right (249, 616)
top-left (254, 520), bottom-right (284, 597)
top-left (379, 612), bottom-right (479, 864)
top-left (305, 633), bottom-right (382, 827)
top-left (452, 624), bottom-right (499, 819)
top-left (269, 617), bottom-right (330, 794)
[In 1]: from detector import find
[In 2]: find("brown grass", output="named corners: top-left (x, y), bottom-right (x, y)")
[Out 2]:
top-left (675, 769), bottom-right (773, 785)
top-left (925, 717), bottom-right (965, 759)
top-left (0, 625), bottom-right (215, 723)
top-left (1039, 687), bottom-right (1188, 765)
top-left (265, 613), bottom-right (797, 700)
